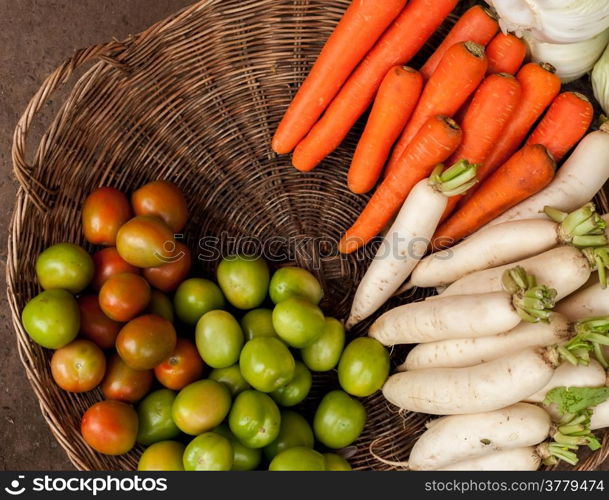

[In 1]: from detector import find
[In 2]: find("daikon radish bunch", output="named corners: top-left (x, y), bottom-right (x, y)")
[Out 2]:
top-left (380, 399), bottom-right (607, 470)
top-left (347, 161), bottom-right (478, 328)
top-left (369, 266), bottom-right (556, 347)
top-left (440, 245), bottom-right (609, 301)
top-left (407, 202), bottom-right (607, 290)
top-left (402, 314), bottom-right (609, 371)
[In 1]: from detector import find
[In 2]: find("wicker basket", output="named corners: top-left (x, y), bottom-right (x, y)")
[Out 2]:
top-left (7, 0), bottom-right (609, 471)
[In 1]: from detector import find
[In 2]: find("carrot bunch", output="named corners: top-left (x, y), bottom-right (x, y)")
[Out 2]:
top-left (272, 0), bottom-right (599, 257)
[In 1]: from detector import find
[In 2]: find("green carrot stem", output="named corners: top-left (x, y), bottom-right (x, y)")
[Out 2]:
top-left (566, 414), bottom-right (588, 427)
top-left (558, 424), bottom-right (585, 435)
top-left (443, 179), bottom-right (478, 198)
top-left (560, 203), bottom-right (596, 234)
top-left (550, 447), bottom-right (579, 466)
top-left (502, 267), bottom-right (556, 323)
top-left (549, 203), bottom-right (608, 247)
top-left (572, 235), bottom-right (609, 248)
top-left (593, 342), bottom-right (609, 369)
top-left (583, 247), bottom-right (609, 288)
top-left (558, 345), bottom-right (579, 366)
top-left (576, 316), bottom-right (609, 332)
top-left (559, 412), bottom-right (576, 426)
top-left (544, 206), bottom-right (568, 223)
top-left (553, 432), bottom-right (589, 447)
top-left (430, 160), bottom-right (478, 196)
top-left (584, 333), bottom-right (609, 346)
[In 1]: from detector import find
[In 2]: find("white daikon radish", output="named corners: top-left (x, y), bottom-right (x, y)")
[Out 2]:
top-left (591, 399), bottom-right (609, 431)
top-left (347, 162), bottom-right (477, 328)
top-left (486, 126), bottom-right (609, 227)
top-left (382, 346), bottom-right (560, 415)
top-left (408, 203), bottom-right (607, 289)
top-left (525, 360), bottom-right (607, 403)
top-left (400, 313), bottom-right (571, 370)
top-left (370, 267), bottom-right (556, 346)
top-left (408, 403), bottom-right (550, 470)
top-left (440, 246), bottom-right (595, 301)
top-left (438, 447), bottom-right (542, 471)
top-left (556, 281), bottom-right (609, 321)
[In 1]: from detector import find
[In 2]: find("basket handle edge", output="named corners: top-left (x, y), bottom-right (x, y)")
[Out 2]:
top-left (11, 41), bottom-right (126, 211)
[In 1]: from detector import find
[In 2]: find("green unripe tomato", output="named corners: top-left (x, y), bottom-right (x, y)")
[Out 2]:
top-left (136, 389), bottom-right (180, 446)
top-left (22, 289), bottom-right (80, 349)
top-left (196, 310), bottom-right (244, 368)
top-left (229, 390), bottom-right (281, 448)
top-left (301, 317), bottom-right (345, 372)
top-left (272, 297), bottom-right (325, 348)
top-left (269, 267), bottom-right (323, 305)
top-left (172, 380), bottom-right (231, 435)
top-left (324, 453), bottom-right (352, 471)
top-left (209, 364), bottom-right (251, 396)
top-left (239, 337), bottom-right (295, 393)
top-left (271, 361), bottom-right (312, 407)
top-left (36, 243), bottom-right (94, 293)
top-left (338, 337), bottom-right (390, 397)
top-left (138, 441), bottom-right (185, 471)
top-left (214, 424), bottom-right (262, 471)
top-left (174, 278), bottom-right (225, 325)
top-left (183, 432), bottom-right (233, 471)
top-left (264, 410), bottom-right (314, 461)
top-left (314, 390), bottom-right (366, 449)
top-left (216, 255), bottom-right (269, 310)
top-left (240, 308), bottom-right (278, 341)
top-left (269, 447), bottom-right (326, 471)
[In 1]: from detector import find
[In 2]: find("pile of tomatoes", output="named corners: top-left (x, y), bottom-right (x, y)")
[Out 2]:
top-left (21, 180), bottom-right (390, 471)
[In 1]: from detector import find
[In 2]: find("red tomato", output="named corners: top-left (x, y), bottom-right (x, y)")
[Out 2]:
top-left (99, 272), bottom-right (151, 322)
top-left (101, 353), bottom-right (153, 403)
top-left (116, 315), bottom-right (177, 370)
top-left (116, 216), bottom-right (177, 268)
top-left (81, 400), bottom-right (138, 455)
top-left (78, 295), bottom-right (122, 350)
top-left (82, 187), bottom-right (132, 246)
top-left (143, 242), bottom-right (192, 292)
top-left (132, 180), bottom-right (188, 233)
top-left (155, 338), bottom-right (204, 390)
top-left (92, 247), bottom-right (140, 291)
top-left (51, 339), bottom-right (106, 392)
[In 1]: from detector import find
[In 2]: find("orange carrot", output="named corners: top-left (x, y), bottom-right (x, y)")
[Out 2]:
top-left (348, 66), bottom-right (423, 194)
top-left (384, 42), bottom-right (488, 176)
top-left (431, 145), bottom-right (556, 250)
top-left (486, 33), bottom-right (527, 75)
top-left (339, 116), bottom-right (462, 254)
top-left (441, 73), bottom-right (522, 220)
top-left (291, 0), bottom-right (458, 172)
top-left (271, 0), bottom-right (407, 155)
top-left (421, 5), bottom-right (498, 79)
top-left (526, 92), bottom-right (593, 162)
top-left (477, 63), bottom-right (561, 183)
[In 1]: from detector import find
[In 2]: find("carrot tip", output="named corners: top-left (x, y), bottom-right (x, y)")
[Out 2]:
top-left (272, 138), bottom-right (291, 155)
top-left (338, 237), bottom-right (360, 254)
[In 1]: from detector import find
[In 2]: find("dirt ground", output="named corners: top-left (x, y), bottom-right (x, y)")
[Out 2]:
top-left (0, 0), bottom-right (191, 471)
top-left (1, 0), bottom-right (609, 473)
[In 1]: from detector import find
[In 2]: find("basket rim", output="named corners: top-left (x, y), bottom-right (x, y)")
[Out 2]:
top-left (6, 0), bottom-right (609, 471)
